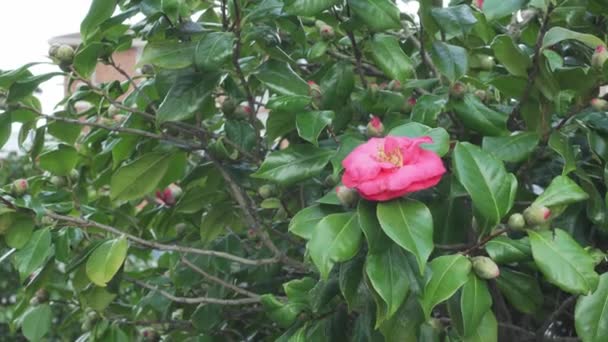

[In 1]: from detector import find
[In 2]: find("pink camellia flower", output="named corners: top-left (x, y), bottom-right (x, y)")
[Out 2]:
top-left (341, 136), bottom-right (446, 201)
top-left (475, 0), bottom-right (484, 8)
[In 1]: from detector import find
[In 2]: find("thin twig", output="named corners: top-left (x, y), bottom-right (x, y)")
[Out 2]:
top-left (409, 31), bottom-right (442, 84)
top-left (462, 227), bottom-right (510, 255)
top-left (537, 295), bottom-right (578, 340)
top-left (180, 257), bottom-right (261, 299)
top-left (126, 277), bottom-right (261, 305)
top-left (45, 211), bottom-right (279, 266)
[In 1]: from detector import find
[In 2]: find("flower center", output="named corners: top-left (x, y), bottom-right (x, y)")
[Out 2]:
top-left (377, 145), bottom-right (404, 166)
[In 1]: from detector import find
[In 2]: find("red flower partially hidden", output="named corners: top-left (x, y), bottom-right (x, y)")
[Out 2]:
top-left (155, 183), bottom-right (183, 206)
top-left (341, 136), bottom-right (446, 201)
top-left (475, 0), bottom-right (484, 8)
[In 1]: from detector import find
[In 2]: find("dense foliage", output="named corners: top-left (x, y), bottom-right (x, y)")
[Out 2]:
top-left (2, 0), bottom-right (608, 340)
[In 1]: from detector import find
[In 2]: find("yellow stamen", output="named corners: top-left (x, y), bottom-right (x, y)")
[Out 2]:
top-left (377, 145), bottom-right (404, 166)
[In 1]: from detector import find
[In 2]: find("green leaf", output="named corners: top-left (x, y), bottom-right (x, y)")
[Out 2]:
top-left (13, 228), bottom-right (52, 282)
top-left (482, 132), bottom-right (539, 163)
top-left (21, 304), bottom-right (52, 341)
top-left (528, 229), bottom-right (599, 295)
top-left (138, 41), bottom-right (197, 69)
top-left (225, 120), bottom-right (256, 152)
top-left (339, 257), bottom-right (364, 310)
top-left (320, 62), bottom-right (355, 109)
top-left (379, 295), bottom-right (425, 341)
top-left (289, 204), bottom-right (338, 240)
top-left (81, 0), bottom-right (116, 41)
top-left (451, 94), bottom-right (508, 136)
top-left (73, 43), bottom-right (107, 78)
top-left (409, 94), bottom-right (448, 127)
top-left (389, 122), bottom-right (449, 156)
top-left (110, 152), bottom-right (172, 201)
top-left (575, 273), bottom-right (608, 342)
top-left (296, 111), bottom-right (334, 146)
top-left (377, 199), bottom-right (434, 273)
top-left (86, 236), bottom-right (128, 287)
top-left (482, 0), bottom-right (526, 21)
top-left (0, 114), bottom-right (12, 150)
top-left (261, 294), bottom-right (307, 327)
top-left (266, 95), bottom-right (311, 112)
top-left (194, 32), bottom-right (235, 71)
top-left (430, 5), bottom-right (477, 40)
top-left (368, 34), bottom-right (414, 83)
top-left (461, 274), bottom-right (492, 337)
top-left (549, 132), bottom-right (577, 175)
top-left (366, 244), bottom-right (411, 319)
top-left (533, 175), bottom-right (589, 208)
top-left (8, 73), bottom-right (63, 103)
top-left (309, 212), bottom-right (362, 279)
top-left (542, 27), bottom-right (605, 49)
top-left (496, 269), bottom-right (543, 314)
top-left (463, 311), bottom-right (497, 342)
top-left (348, 0), bottom-right (401, 31)
top-left (485, 236), bottom-right (531, 264)
top-left (490, 35), bottom-right (532, 77)
top-left (452, 142), bottom-right (516, 227)
top-left (156, 72), bottom-right (220, 124)
top-left (357, 201), bottom-right (390, 254)
top-left (256, 61), bottom-right (309, 96)
top-left (285, 0), bottom-right (341, 17)
top-left (38, 144), bottom-right (79, 176)
top-left (5, 215), bottom-right (35, 249)
top-left (266, 110), bottom-right (297, 143)
top-left (47, 121), bottom-right (82, 145)
top-left (419, 254), bottom-right (471, 317)
top-left (252, 145), bottom-right (334, 186)
top-left (430, 42), bottom-right (468, 82)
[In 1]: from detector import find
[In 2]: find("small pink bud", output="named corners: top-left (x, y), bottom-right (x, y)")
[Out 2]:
top-left (475, 0), bottom-right (484, 9)
top-left (591, 98), bottom-right (608, 111)
top-left (592, 45), bottom-right (608, 69)
top-left (307, 80), bottom-right (317, 86)
top-left (367, 116), bottom-right (384, 137)
top-left (450, 81), bottom-right (467, 99)
top-left (12, 179), bottom-right (28, 196)
top-left (523, 205), bottom-right (551, 226)
top-left (336, 185), bottom-right (358, 207)
top-left (155, 184), bottom-right (182, 206)
top-left (408, 97), bottom-right (417, 106)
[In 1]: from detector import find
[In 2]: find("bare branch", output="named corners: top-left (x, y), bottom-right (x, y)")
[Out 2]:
top-left (181, 257), bottom-right (261, 299)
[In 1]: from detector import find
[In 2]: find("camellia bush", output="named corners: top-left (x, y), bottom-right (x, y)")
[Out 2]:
top-left (3, 0), bottom-right (608, 340)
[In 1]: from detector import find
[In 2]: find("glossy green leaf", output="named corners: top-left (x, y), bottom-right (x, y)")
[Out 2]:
top-left (369, 34), bottom-right (414, 83)
top-left (266, 95), bottom-right (311, 112)
top-left (138, 41), bottom-right (196, 69)
top-left (533, 175), bottom-right (589, 208)
top-left (366, 244), bottom-right (411, 319)
top-left (409, 94), bottom-right (448, 127)
top-left (430, 5), bottom-right (477, 39)
top-left (156, 72), bottom-right (220, 124)
top-left (296, 111), bottom-right (334, 146)
top-left (256, 61), bottom-right (309, 96)
top-left (261, 294), bottom-right (307, 327)
top-left (225, 120), bottom-right (256, 152)
top-left (0, 114), bottom-right (12, 150)
top-left (194, 32), bottom-right (235, 71)
top-left (5, 215), bottom-right (35, 249)
top-left (289, 204), bottom-right (338, 240)
top-left (309, 212), bottom-right (362, 279)
top-left (542, 27), bottom-right (605, 49)
top-left (482, 0), bottom-right (526, 21)
top-left (461, 274), bottom-right (492, 337)
top-left (13, 228), bottom-right (52, 282)
top-left (357, 201), bottom-right (390, 254)
top-left (490, 35), bottom-right (531, 77)
top-left (348, 0), bottom-right (401, 31)
top-left (47, 121), bottom-right (82, 145)
top-left (377, 199), bottom-right (434, 273)
top-left (73, 42), bottom-right (107, 78)
top-left (81, 0), bottom-right (116, 41)
top-left (21, 304), bottom-right (52, 341)
top-left (321, 62), bottom-right (355, 109)
top-left (529, 229), bottom-right (599, 294)
top-left (86, 236), bottom-right (128, 287)
top-left (485, 236), bottom-right (531, 264)
top-left (549, 132), bottom-right (577, 175)
top-left (266, 110), bottom-right (297, 143)
top-left (451, 94), bottom-right (508, 136)
top-left (575, 273), bottom-right (608, 342)
top-left (496, 269), bottom-right (543, 314)
top-left (452, 142), bottom-right (517, 227)
top-left (110, 152), bottom-right (172, 201)
top-left (38, 144), bottom-right (79, 176)
top-left (430, 42), bottom-right (468, 82)
top-left (389, 122), bottom-right (449, 156)
top-left (463, 310), bottom-right (497, 342)
top-left (379, 295), bottom-right (425, 341)
top-left (8, 73), bottom-right (63, 103)
top-left (419, 254), bottom-right (471, 317)
top-left (252, 145), bottom-right (334, 186)
top-left (285, 0), bottom-right (341, 17)
top-left (339, 257), bottom-right (364, 310)
top-left (482, 132), bottom-right (539, 163)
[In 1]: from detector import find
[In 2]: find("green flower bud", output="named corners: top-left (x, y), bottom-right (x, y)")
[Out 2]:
top-left (471, 256), bottom-right (500, 279)
top-left (258, 184), bottom-right (277, 199)
top-left (50, 176), bottom-right (67, 187)
top-left (387, 80), bottom-right (402, 92)
top-left (592, 45), bottom-right (608, 69)
top-left (449, 81), bottom-right (467, 99)
top-left (55, 45), bottom-right (75, 64)
top-left (221, 97), bottom-right (238, 116)
top-left (12, 179), bottom-right (28, 196)
top-left (336, 185), bottom-right (358, 207)
top-left (319, 24), bottom-right (335, 40)
top-left (478, 55), bottom-right (495, 70)
top-left (523, 204), bottom-right (551, 226)
top-left (474, 89), bottom-right (487, 102)
top-left (507, 213), bottom-right (526, 230)
top-left (591, 98), bottom-right (608, 111)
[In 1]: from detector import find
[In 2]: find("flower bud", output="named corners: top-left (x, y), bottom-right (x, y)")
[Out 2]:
top-left (50, 176), bottom-right (67, 187)
top-left (387, 80), bottom-right (402, 92)
top-left (142, 329), bottom-right (159, 342)
top-left (474, 89), bottom-right (487, 102)
top-left (69, 169), bottom-right (80, 182)
top-left (366, 116), bottom-right (384, 137)
top-left (507, 213), bottom-right (526, 230)
top-left (35, 289), bottom-right (49, 303)
top-left (141, 64), bottom-right (155, 75)
top-left (450, 82), bottom-right (467, 99)
top-left (401, 97), bottom-right (416, 113)
top-left (474, 0), bottom-right (484, 9)
top-left (478, 55), bottom-right (495, 70)
top-left (592, 45), bottom-right (608, 69)
top-left (258, 184), bottom-right (277, 199)
top-left (591, 98), bottom-right (608, 111)
top-left (324, 174), bottom-right (339, 187)
top-left (233, 105), bottom-right (252, 120)
top-left (319, 24), bottom-right (335, 40)
top-left (155, 183), bottom-right (182, 206)
top-left (54, 45), bottom-right (75, 64)
top-left (336, 185), bottom-right (358, 207)
top-left (471, 256), bottom-right (500, 279)
top-left (221, 97), bottom-right (237, 116)
top-left (12, 179), bottom-right (28, 196)
top-left (308, 81), bottom-right (322, 98)
top-left (523, 204), bottom-right (551, 226)
top-left (48, 44), bottom-right (60, 58)
top-left (279, 138), bottom-right (290, 150)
